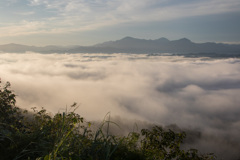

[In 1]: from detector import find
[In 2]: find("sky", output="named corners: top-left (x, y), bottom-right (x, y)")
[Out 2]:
top-left (1, 0), bottom-right (240, 46)
top-left (1, 53), bottom-right (240, 159)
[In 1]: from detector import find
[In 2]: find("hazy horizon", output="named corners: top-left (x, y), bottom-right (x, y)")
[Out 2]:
top-left (1, 36), bottom-right (240, 47)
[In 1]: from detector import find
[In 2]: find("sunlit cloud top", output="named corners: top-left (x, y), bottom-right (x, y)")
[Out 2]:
top-left (1, 0), bottom-right (240, 45)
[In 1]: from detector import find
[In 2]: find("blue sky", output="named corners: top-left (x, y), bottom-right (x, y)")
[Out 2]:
top-left (0, 0), bottom-right (240, 46)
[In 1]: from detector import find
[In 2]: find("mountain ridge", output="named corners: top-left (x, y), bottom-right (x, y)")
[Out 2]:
top-left (1, 37), bottom-right (240, 55)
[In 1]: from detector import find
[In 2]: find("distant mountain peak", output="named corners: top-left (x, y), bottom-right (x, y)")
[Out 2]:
top-left (1, 37), bottom-right (240, 54)
top-left (156, 37), bottom-right (170, 42)
top-left (122, 36), bottom-right (133, 39)
top-left (177, 38), bottom-right (192, 42)
top-left (120, 36), bottom-right (138, 41)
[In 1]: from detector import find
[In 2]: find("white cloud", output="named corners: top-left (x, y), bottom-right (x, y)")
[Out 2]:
top-left (14, 11), bottom-right (35, 16)
top-left (0, 20), bottom-right (46, 37)
top-left (1, 53), bottom-right (240, 159)
top-left (2, 0), bottom-right (240, 38)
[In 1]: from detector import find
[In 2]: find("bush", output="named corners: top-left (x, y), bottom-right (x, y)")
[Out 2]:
top-left (0, 80), bottom-right (216, 160)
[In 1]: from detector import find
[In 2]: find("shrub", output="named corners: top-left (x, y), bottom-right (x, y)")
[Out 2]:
top-left (0, 80), bottom-right (216, 160)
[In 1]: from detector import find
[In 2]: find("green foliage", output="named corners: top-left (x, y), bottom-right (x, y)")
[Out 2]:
top-left (0, 80), bottom-right (217, 160)
top-left (141, 126), bottom-right (185, 160)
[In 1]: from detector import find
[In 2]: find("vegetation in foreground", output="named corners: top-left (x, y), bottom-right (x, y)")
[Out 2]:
top-left (0, 80), bottom-right (216, 160)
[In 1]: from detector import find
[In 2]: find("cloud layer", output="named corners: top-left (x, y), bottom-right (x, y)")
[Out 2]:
top-left (1, 0), bottom-right (240, 38)
top-left (0, 53), bottom-right (240, 159)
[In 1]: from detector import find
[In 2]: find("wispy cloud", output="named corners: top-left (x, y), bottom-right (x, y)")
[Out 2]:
top-left (14, 11), bottom-right (35, 16)
top-left (1, 0), bottom-right (240, 38)
top-left (0, 20), bottom-right (47, 37)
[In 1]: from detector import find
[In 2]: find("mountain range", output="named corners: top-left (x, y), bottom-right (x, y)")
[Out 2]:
top-left (1, 37), bottom-right (240, 56)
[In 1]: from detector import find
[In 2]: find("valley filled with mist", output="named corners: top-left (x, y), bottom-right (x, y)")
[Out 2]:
top-left (1, 52), bottom-right (240, 159)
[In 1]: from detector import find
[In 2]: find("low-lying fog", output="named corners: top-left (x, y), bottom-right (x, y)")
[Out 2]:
top-left (1, 52), bottom-right (240, 159)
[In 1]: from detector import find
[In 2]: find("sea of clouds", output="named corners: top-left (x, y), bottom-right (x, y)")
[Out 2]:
top-left (0, 52), bottom-right (240, 159)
